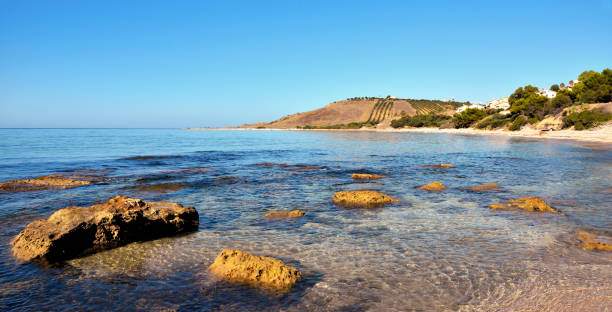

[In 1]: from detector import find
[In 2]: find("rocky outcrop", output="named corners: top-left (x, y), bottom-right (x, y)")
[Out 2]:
top-left (209, 249), bottom-right (302, 291)
top-left (264, 210), bottom-right (306, 218)
top-left (351, 173), bottom-right (384, 180)
top-left (0, 175), bottom-right (91, 192)
top-left (489, 197), bottom-right (556, 212)
top-left (332, 190), bottom-right (399, 207)
top-left (470, 183), bottom-right (500, 191)
top-left (418, 181), bottom-right (447, 191)
top-left (576, 232), bottom-right (612, 251)
top-left (11, 195), bottom-right (199, 263)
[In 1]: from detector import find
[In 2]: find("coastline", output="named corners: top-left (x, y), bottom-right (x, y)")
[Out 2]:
top-left (185, 123), bottom-right (612, 146)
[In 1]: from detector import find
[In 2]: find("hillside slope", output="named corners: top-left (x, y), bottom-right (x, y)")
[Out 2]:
top-left (243, 97), bottom-right (464, 129)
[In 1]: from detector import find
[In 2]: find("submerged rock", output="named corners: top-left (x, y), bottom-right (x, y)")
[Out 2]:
top-left (264, 210), bottom-right (306, 218)
top-left (209, 248), bottom-right (302, 291)
top-left (255, 163), bottom-right (287, 167)
top-left (0, 175), bottom-right (91, 193)
top-left (295, 166), bottom-right (322, 170)
top-left (489, 197), bottom-right (556, 212)
top-left (418, 181), bottom-right (447, 191)
top-left (11, 195), bottom-right (198, 263)
top-left (121, 182), bottom-right (188, 194)
top-left (576, 232), bottom-right (612, 251)
top-left (164, 167), bottom-right (213, 174)
top-left (421, 164), bottom-right (454, 168)
top-left (332, 190), bottom-right (399, 207)
top-left (351, 173), bottom-right (384, 180)
top-left (470, 183), bottom-right (500, 191)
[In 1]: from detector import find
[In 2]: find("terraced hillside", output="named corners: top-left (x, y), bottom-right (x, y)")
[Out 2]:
top-left (241, 97), bottom-right (468, 129)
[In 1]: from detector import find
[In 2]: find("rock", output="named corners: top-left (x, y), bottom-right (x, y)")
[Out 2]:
top-left (421, 164), bottom-right (454, 168)
top-left (489, 197), bottom-right (556, 212)
top-left (11, 195), bottom-right (199, 263)
top-left (295, 166), bottom-right (322, 170)
top-left (255, 163), bottom-right (287, 167)
top-left (351, 173), bottom-right (384, 180)
top-left (0, 175), bottom-right (91, 193)
top-left (164, 167), bottom-right (213, 174)
top-left (418, 181), bottom-right (447, 191)
top-left (576, 232), bottom-right (612, 251)
top-left (208, 248), bottom-right (302, 291)
top-left (264, 210), bottom-right (306, 218)
top-left (470, 183), bottom-right (500, 191)
top-left (332, 190), bottom-right (399, 207)
top-left (121, 182), bottom-right (187, 194)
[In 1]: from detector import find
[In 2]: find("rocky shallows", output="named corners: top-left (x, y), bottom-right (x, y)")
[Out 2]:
top-left (418, 181), bottom-right (447, 192)
top-left (264, 210), bottom-right (306, 218)
top-left (576, 232), bottom-right (612, 251)
top-left (0, 175), bottom-right (91, 192)
top-left (351, 173), bottom-right (384, 180)
top-left (489, 197), bottom-right (556, 212)
top-left (209, 249), bottom-right (302, 291)
top-left (11, 195), bottom-right (199, 263)
top-left (420, 164), bottom-right (454, 168)
top-left (332, 190), bottom-right (399, 207)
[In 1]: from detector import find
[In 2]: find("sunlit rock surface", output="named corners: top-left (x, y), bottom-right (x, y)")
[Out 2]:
top-left (418, 181), bottom-right (447, 191)
top-left (264, 210), bottom-right (306, 218)
top-left (489, 197), bottom-right (556, 212)
top-left (470, 183), bottom-right (500, 191)
top-left (576, 231), bottom-right (612, 251)
top-left (0, 175), bottom-right (91, 192)
top-left (209, 248), bottom-right (302, 291)
top-left (11, 195), bottom-right (198, 262)
top-left (351, 173), bottom-right (384, 180)
top-left (332, 190), bottom-right (399, 207)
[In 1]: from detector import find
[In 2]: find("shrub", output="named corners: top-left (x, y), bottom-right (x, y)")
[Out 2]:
top-left (390, 113), bottom-right (451, 128)
top-left (453, 108), bottom-right (487, 128)
top-left (550, 84), bottom-right (560, 92)
top-left (509, 116), bottom-right (527, 131)
top-left (551, 94), bottom-right (572, 109)
top-left (562, 109), bottom-right (612, 130)
top-left (476, 114), bottom-right (510, 129)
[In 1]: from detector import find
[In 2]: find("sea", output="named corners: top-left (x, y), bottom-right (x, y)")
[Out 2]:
top-left (0, 128), bottom-right (611, 311)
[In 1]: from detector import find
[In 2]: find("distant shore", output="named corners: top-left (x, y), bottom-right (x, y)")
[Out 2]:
top-left (185, 124), bottom-right (612, 146)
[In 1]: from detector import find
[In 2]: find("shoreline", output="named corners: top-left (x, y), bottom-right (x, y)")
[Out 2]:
top-left (185, 124), bottom-right (612, 146)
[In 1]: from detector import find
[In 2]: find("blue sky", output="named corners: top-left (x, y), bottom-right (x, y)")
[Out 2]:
top-left (1, 0), bottom-right (611, 128)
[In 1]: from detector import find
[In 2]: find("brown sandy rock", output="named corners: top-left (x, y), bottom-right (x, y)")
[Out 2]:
top-left (264, 210), bottom-right (306, 218)
top-left (209, 248), bottom-right (302, 291)
top-left (489, 197), bottom-right (556, 212)
top-left (470, 183), bottom-right (501, 191)
top-left (11, 195), bottom-right (199, 263)
top-left (351, 173), bottom-right (384, 180)
top-left (418, 181), bottom-right (447, 191)
top-left (0, 175), bottom-right (91, 192)
top-left (576, 232), bottom-right (612, 251)
top-left (332, 190), bottom-right (399, 207)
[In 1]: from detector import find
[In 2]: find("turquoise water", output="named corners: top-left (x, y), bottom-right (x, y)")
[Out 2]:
top-left (0, 129), bottom-right (611, 311)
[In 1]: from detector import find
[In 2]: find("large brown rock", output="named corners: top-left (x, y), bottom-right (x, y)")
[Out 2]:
top-left (418, 181), bottom-right (447, 191)
top-left (332, 190), bottom-right (399, 207)
top-left (470, 183), bottom-right (500, 191)
top-left (0, 175), bottom-right (91, 192)
top-left (351, 173), bottom-right (384, 180)
top-left (576, 232), bottom-right (612, 251)
top-left (209, 249), bottom-right (302, 291)
top-left (11, 195), bottom-right (199, 263)
top-left (489, 197), bottom-right (556, 212)
top-left (264, 210), bottom-right (306, 218)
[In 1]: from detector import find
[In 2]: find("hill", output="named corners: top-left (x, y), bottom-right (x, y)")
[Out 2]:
top-left (242, 97), bottom-right (467, 129)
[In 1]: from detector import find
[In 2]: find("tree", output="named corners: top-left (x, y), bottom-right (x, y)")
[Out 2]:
top-left (550, 84), bottom-right (560, 92)
top-left (573, 69), bottom-right (612, 103)
top-left (508, 85), bottom-right (552, 119)
top-left (453, 108), bottom-right (487, 128)
top-left (551, 93), bottom-right (572, 109)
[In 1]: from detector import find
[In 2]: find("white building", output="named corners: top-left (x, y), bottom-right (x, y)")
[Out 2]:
top-left (486, 97), bottom-right (510, 110)
top-left (538, 88), bottom-right (557, 99)
top-left (456, 103), bottom-right (486, 113)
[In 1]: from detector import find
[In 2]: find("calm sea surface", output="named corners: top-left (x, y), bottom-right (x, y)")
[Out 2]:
top-left (0, 129), bottom-right (611, 311)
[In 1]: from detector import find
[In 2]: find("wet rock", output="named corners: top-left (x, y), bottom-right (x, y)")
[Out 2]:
top-left (489, 197), bottom-right (556, 212)
top-left (213, 176), bottom-right (245, 182)
top-left (351, 173), bottom-right (384, 180)
top-left (264, 210), bottom-right (306, 218)
top-left (576, 232), bottom-right (612, 251)
top-left (418, 181), bottom-right (447, 192)
top-left (295, 166), bottom-right (322, 170)
top-left (332, 190), bottom-right (399, 207)
top-left (121, 182), bottom-right (188, 194)
top-left (164, 167), bottom-right (213, 174)
top-left (255, 163), bottom-right (287, 167)
top-left (11, 195), bottom-right (199, 263)
top-left (470, 183), bottom-right (500, 191)
top-left (209, 248), bottom-right (302, 291)
top-left (420, 164), bottom-right (454, 168)
top-left (0, 175), bottom-right (91, 193)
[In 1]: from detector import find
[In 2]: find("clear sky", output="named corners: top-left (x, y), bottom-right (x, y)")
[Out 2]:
top-left (1, 0), bottom-right (611, 128)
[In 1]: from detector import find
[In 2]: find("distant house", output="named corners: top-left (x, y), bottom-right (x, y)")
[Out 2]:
top-left (456, 103), bottom-right (485, 113)
top-left (538, 88), bottom-right (557, 99)
top-left (561, 80), bottom-right (580, 91)
top-left (486, 97), bottom-right (509, 110)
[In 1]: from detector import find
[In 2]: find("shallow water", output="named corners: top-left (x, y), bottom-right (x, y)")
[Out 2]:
top-left (0, 129), bottom-right (611, 311)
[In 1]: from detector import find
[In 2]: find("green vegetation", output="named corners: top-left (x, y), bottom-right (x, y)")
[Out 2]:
top-left (562, 109), bottom-right (612, 130)
top-left (390, 113), bottom-right (451, 128)
top-left (453, 108), bottom-right (487, 128)
top-left (476, 114), bottom-right (510, 129)
top-left (550, 84), bottom-right (560, 92)
top-left (367, 98), bottom-right (394, 123)
top-left (410, 99), bottom-right (467, 115)
top-left (509, 116), bottom-right (527, 131)
top-left (572, 69), bottom-right (612, 103)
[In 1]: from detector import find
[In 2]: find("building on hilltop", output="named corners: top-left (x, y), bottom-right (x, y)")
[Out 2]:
top-left (538, 88), bottom-right (557, 99)
top-left (486, 97), bottom-right (509, 110)
top-left (456, 103), bottom-right (486, 113)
